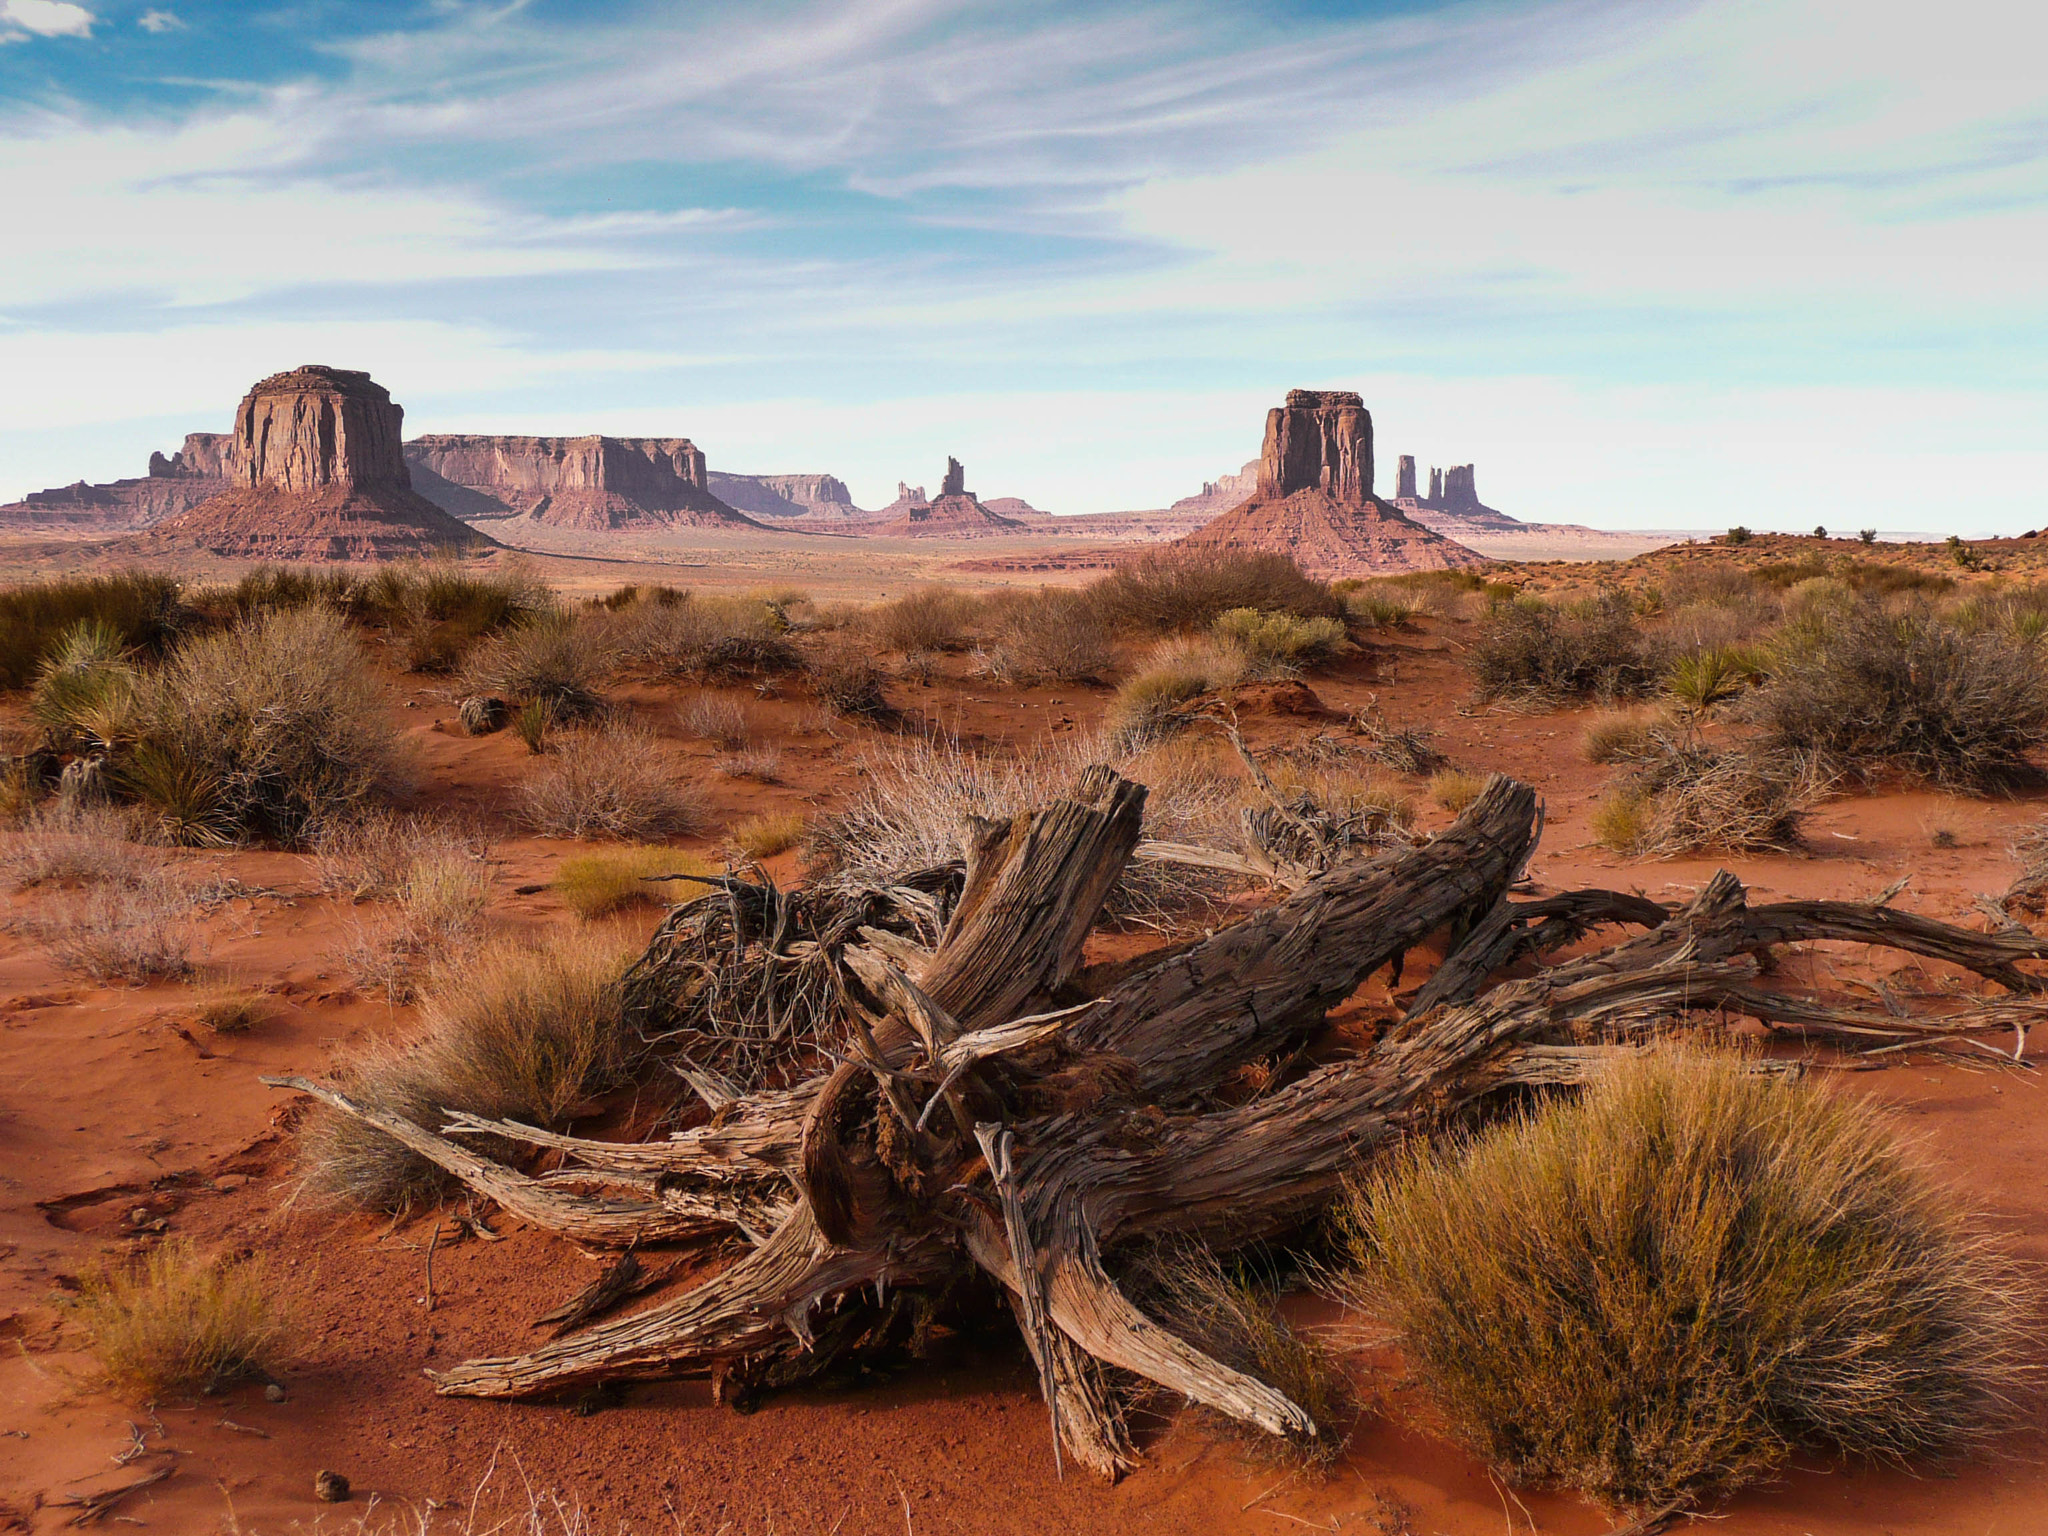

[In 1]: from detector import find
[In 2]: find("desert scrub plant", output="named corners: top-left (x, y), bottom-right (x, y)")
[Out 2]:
top-left (518, 723), bottom-right (701, 841)
top-left (1751, 601), bottom-right (2048, 790)
top-left (130, 606), bottom-right (408, 844)
top-left (1663, 646), bottom-right (1762, 712)
top-left (340, 835), bottom-right (494, 1002)
top-left (866, 585), bottom-right (982, 653)
top-left (1427, 768), bottom-right (1487, 814)
top-left (1345, 590), bottom-right (1414, 629)
top-left (553, 845), bottom-right (710, 918)
top-left (808, 646), bottom-right (893, 721)
top-left (0, 572), bottom-right (186, 690)
top-left (1087, 547), bottom-right (1344, 634)
top-left (1596, 742), bottom-right (1824, 856)
top-left (75, 1241), bottom-right (282, 1398)
top-left (29, 620), bottom-right (137, 754)
top-left (1107, 637), bottom-right (1246, 746)
top-left (454, 611), bottom-right (613, 720)
top-left (629, 593), bottom-right (800, 681)
top-left (1580, 708), bottom-right (1664, 765)
top-left (513, 697), bottom-right (555, 754)
top-left (0, 800), bottom-right (157, 888)
top-left (300, 931), bottom-right (635, 1212)
top-left (363, 560), bottom-right (551, 672)
top-left (680, 693), bottom-right (751, 750)
top-left (977, 588), bottom-right (1116, 685)
top-left (313, 811), bottom-right (484, 902)
top-left (730, 810), bottom-right (804, 861)
top-left (33, 868), bottom-right (202, 981)
top-left (716, 745), bottom-right (784, 783)
top-left (1137, 1242), bottom-right (1357, 1467)
top-left (1342, 1051), bottom-right (2031, 1511)
top-left (1468, 592), bottom-right (1659, 703)
top-left (184, 979), bottom-right (273, 1033)
top-left (1212, 607), bottom-right (1347, 673)
top-left (1589, 785), bottom-right (1652, 853)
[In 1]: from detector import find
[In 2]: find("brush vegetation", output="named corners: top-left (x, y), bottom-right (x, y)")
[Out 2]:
top-left (1089, 548), bottom-right (1344, 634)
top-left (554, 845), bottom-right (709, 918)
top-left (1344, 1052), bottom-right (2029, 1510)
top-left (518, 724), bottom-right (702, 841)
top-left (1468, 593), bottom-right (1659, 702)
top-left (76, 1241), bottom-right (282, 1399)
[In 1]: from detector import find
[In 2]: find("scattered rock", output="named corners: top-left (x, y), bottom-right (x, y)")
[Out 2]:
top-left (314, 1470), bottom-right (350, 1503)
top-left (264, 1382), bottom-right (287, 1403)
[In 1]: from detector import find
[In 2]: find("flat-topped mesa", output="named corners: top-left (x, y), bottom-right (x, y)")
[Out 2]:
top-left (1, 430), bottom-right (234, 530)
top-left (1258, 388), bottom-right (1372, 502)
top-left (403, 434), bottom-right (761, 530)
top-left (225, 366), bottom-right (412, 494)
top-left (149, 365), bottom-right (490, 560)
top-left (708, 472), bottom-right (868, 520)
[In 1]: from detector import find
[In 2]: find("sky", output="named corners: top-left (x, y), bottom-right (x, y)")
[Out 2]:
top-left (0, 0), bottom-right (2043, 532)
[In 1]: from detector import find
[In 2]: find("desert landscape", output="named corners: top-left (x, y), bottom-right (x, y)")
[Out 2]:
top-left (2, 358), bottom-right (2047, 1536)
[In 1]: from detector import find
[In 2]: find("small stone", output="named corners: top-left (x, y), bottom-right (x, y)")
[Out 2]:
top-left (314, 1470), bottom-right (350, 1503)
top-left (264, 1382), bottom-right (287, 1403)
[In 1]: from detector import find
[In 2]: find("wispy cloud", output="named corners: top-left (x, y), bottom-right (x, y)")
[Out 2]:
top-left (137, 9), bottom-right (181, 33)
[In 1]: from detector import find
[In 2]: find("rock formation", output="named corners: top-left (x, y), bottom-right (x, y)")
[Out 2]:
top-left (151, 367), bottom-right (491, 560)
top-left (0, 433), bottom-right (231, 530)
top-left (1428, 467), bottom-right (1443, 502)
top-left (1175, 390), bottom-right (1483, 577)
top-left (1395, 454), bottom-right (1417, 501)
top-left (1164, 459), bottom-right (1261, 521)
top-left (707, 472), bottom-right (873, 521)
top-left (406, 435), bottom-right (761, 531)
top-left (1398, 460), bottom-right (1529, 536)
top-left (872, 459), bottom-right (1026, 538)
top-left (1441, 464), bottom-right (1478, 511)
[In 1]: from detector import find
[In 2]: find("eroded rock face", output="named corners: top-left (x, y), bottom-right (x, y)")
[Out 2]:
top-left (225, 366), bottom-right (411, 494)
top-left (1428, 467), bottom-right (1443, 502)
top-left (942, 457), bottom-right (967, 497)
top-left (1, 432), bottom-right (234, 530)
top-left (149, 433), bottom-right (232, 481)
top-left (1441, 464), bottom-right (1478, 511)
top-left (1257, 389), bottom-right (1373, 502)
top-left (1396, 454), bottom-right (1418, 501)
top-left (709, 472), bottom-right (867, 519)
top-left (405, 435), bottom-right (758, 529)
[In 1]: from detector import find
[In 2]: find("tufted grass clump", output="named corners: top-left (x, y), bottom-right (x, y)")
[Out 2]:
top-left (76, 1241), bottom-right (283, 1399)
top-left (554, 845), bottom-right (709, 918)
top-left (1342, 1051), bottom-right (2031, 1511)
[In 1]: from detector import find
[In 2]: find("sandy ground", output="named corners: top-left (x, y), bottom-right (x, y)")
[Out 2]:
top-left (3, 600), bottom-right (2046, 1536)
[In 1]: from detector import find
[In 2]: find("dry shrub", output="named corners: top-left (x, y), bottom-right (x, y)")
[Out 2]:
top-left (730, 810), bottom-right (804, 860)
top-left (2007, 818), bottom-right (2048, 914)
top-left (978, 588), bottom-right (1115, 684)
top-left (1107, 637), bottom-right (1246, 746)
top-left (0, 800), bottom-right (157, 888)
top-left (554, 845), bottom-right (711, 918)
top-left (1213, 607), bottom-right (1347, 673)
top-left (866, 586), bottom-right (982, 653)
top-left (363, 561), bottom-right (551, 673)
top-left (518, 723), bottom-right (702, 841)
top-left (313, 811), bottom-right (483, 902)
top-left (1138, 1243), bottom-right (1357, 1467)
top-left (1349, 701), bottom-right (1447, 775)
top-left (454, 611), bottom-right (612, 718)
top-left (680, 693), bottom-right (751, 750)
top-left (1752, 602), bottom-right (2048, 790)
top-left (1089, 548), bottom-right (1344, 634)
top-left (1601, 743), bottom-right (1826, 856)
top-left (342, 839), bottom-right (495, 1002)
top-left (34, 868), bottom-right (200, 981)
top-left (1469, 593), bottom-right (1659, 703)
top-left (1427, 769), bottom-right (1487, 814)
top-left (629, 594), bottom-right (800, 681)
top-left (133, 606), bottom-right (407, 844)
top-left (717, 745), bottom-right (784, 783)
top-left (1660, 599), bottom-right (1769, 655)
top-left (75, 1240), bottom-right (282, 1399)
top-left (300, 931), bottom-right (636, 1212)
top-left (0, 571), bottom-right (186, 690)
top-left (1581, 708), bottom-right (1663, 764)
top-left (1344, 1051), bottom-right (2031, 1510)
top-left (186, 981), bottom-right (272, 1033)
top-left (808, 646), bottom-right (893, 721)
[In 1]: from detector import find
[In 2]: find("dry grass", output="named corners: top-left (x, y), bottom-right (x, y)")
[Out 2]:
top-left (1469, 593), bottom-right (1660, 703)
top-left (0, 571), bottom-right (185, 690)
top-left (185, 979), bottom-right (273, 1033)
top-left (132, 606), bottom-right (409, 844)
top-left (1343, 1051), bottom-right (2031, 1510)
top-left (729, 810), bottom-right (804, 861)
top-left (518, 724), bottom-right (702, 841)
top-left (716, 745), bottom-right (785, 783)
top-left (1597, 745), bottom-right (1825, 857)
top-left (0, 800), bottom-right (157, 888)
top-left (977, 589), bottom-right (1116, 685)
top-left (300, 931), bottom-right (636, 1212)
top-left (453, 610), bottom-right (612, 718)
top-left (1752, 601), bottom-right (2048, 790)
top-left (1138, 1242), bottom-right (1357, 1468)
top-left (553, 845), bottom-right (710, 918)
top-left (1427, 769), bottom-right (1487, 815)
top-left (627, 594), bottom-right (800, 682)
top-left (339, 835), bottom-right (495, 1003)
top-left (1106, 637), bottom-right (1246, 746)
top-left (1088, 547), bottom-right (1344, 633)
top-left (1581, 708), bottom-right (1664, 764)
top-left (1591, 787), bottom-right (1653, 853)
top-left (1211, 607), bottom-right (1347, 672)
top-left (75, 1240), bottom-right (282, 1399)
top-left (34, 869), bottom-right (201, 981)
top-left (807, 646), bottom-right (893, 721)
top-left (313, 811), bottom-right (483, 902)
top-left (679, 693), bottom-right (752, 750)
top-left (2007, 818), bottom-right (2048, 914)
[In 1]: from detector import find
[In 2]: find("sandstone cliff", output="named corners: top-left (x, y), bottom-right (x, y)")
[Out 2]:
top-left (0, 433), bottom-right (232, 530)
top-left (152, 367), bottom-right (490, 560)
top-left (707, 472), bottom-right (872, 521)
top-left (1174, 390), bottom-right (1483, 577)
top-left (1166, 459), bottom-right (1260, 520)
top-left (406, 435), bottom-right (761, 531)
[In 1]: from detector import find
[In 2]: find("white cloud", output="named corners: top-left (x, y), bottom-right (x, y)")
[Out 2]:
top-left (1, 1), bottom-right (93, 38)
top-left (137, 8), bottom-right (180, 32)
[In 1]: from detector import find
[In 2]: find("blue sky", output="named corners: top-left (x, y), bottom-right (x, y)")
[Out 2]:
top-left (1, 0), bottom-right (2043, 530)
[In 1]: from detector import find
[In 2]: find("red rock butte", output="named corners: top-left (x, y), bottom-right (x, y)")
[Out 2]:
top-left (150, 366), bottom-right (492, 560)
top-left (1177, 389), bottom-right (1485, 576)
top-left (872, 457), bottom-right (1026, 537)
top-left (407, 434), bottom-right (764, 530)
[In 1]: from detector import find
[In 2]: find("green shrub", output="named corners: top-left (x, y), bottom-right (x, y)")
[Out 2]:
top-left (1663, 646), bottom-right (1760, 711)
top-left (1212, 608), bottom-right (1347, 670)
top-left (1345, 1052), bottom-right (2029, 1510)
top-left (30, 621), bottom-right (137, 753)
top-left (1754, 601), bottom-right (2048, 789)
top-left (0, 572), bottom-right (185, 690)
top-left (1088, 548), bottom-right (1343, 634)
top-left (365, 561), bottom-right (550, 671)
top-left (1722, 525), bottom-right (1751, 545)
top-left (1468, 593), bottom-right (1658, 702)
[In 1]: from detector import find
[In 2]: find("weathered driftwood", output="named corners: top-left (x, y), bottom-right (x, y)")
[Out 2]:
top-left (272, 770), bottom-right (2047, 1478)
